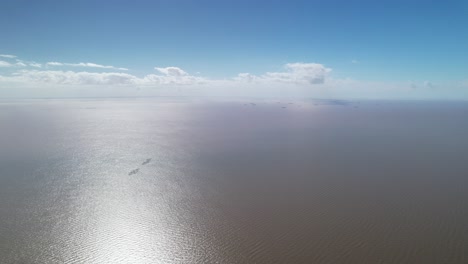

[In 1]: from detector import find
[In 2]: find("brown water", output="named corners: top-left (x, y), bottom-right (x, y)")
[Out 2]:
top-left (1, 98), bottom-right (468, 263)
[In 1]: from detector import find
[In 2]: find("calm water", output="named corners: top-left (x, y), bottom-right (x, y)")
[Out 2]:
top-left (1, 98), bottom-right (468, 263)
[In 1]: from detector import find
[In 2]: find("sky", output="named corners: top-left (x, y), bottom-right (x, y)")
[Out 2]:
top-left (0, 0), bottom-right (467, 99)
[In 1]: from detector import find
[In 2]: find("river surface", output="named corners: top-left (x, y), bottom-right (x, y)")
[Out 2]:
top-left (1, 98), bottom-right (468, 263)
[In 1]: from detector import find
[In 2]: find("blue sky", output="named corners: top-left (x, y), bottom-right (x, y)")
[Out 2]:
top-left (0, 0), bottom-right (467, 99)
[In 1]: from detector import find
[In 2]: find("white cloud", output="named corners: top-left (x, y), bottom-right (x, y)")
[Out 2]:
top-left (351, 59), bottom-right (359, 64)
top-left (235, 73), bottom-right (258, 83)
top-left (155, 66), bottom-right (188, 76)
top-left (0, 61), bottom-right (13, 67)
top-left (3, 66), bottom-right (204, 86)
top-left (70, 62), bottom-right (128, 71)
top-left (143, 66), bottom-right (205, 85)
top-left (46, 62), bottom-right (63, 66)
top-left (1, 57), bottom-right (465, 99)
top-left (29, 62), bottom-right (42, 68)
top-left (235, 63), bottom-right (331, 85)
top-left (46, 61), bottom-right (128, 71)
top-left (0, 58), bottom-right (43, 68)
top-left (140, 67), bottom-right (208, 85)
top-left (10, 70), bottom-right (137, 85)
top-left (0, 54), bottom-right (16, 59)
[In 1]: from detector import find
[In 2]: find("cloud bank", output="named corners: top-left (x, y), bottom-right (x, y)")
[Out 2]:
top-left (236, 63), bottom-right (331, 85)
top-left (4, 66), bottom-right (206, 86)
top-left (2, 62), bottom-right (328, 87)
top-left (0, 61), bottom-right (13, 67)
top-left (0, 54), bottom-right (17, 59)
top-left (46, 62), bottom-right (128, 71)
top-left (0, 55), bottom-right (464, 100)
